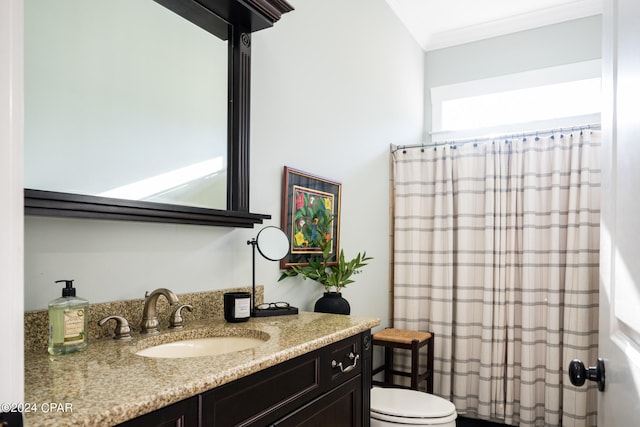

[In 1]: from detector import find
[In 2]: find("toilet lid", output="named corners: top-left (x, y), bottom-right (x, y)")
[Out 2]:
top-left (371, 387), bottom-right (456, 419)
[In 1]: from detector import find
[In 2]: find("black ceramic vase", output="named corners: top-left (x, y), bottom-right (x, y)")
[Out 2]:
top-left (314, 292), bottom-right (351, 315)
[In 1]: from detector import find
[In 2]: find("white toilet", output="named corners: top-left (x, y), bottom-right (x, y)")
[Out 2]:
top-left (370, 387), bottom-right (457, 426)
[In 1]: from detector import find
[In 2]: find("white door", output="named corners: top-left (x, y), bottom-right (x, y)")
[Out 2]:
top-left (596, 0), bottom-right (640, 425)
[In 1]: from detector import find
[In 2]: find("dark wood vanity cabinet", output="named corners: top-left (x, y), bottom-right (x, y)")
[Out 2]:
top-left (117, 330), bottom-right (372, 427)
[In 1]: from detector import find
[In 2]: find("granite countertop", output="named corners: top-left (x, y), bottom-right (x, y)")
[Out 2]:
top-left (24, 312), bottom-right (380, 426)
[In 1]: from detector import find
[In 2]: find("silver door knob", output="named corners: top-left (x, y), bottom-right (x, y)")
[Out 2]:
top-left (568, 358), bottom-right (605, 391)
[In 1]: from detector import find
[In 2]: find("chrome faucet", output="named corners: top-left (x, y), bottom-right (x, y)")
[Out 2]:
top-left (140, 288), bottom-right (180, 335)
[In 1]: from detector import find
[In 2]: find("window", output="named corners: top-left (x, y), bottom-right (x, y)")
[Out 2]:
top-left (430, 60), bottom-right (601, 141)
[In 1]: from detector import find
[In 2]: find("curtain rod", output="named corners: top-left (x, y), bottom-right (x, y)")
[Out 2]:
top-left (390, 123), bottom-right (601, 153)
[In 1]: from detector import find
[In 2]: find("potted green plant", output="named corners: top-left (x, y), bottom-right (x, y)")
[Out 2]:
top-left (278, 211), bottom-right (372, 314)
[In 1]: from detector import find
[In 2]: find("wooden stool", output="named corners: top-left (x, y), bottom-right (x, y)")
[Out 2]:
top-left (371, 328), bottom-right (434, 393)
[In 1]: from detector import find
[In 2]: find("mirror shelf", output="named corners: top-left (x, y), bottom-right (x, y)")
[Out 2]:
top-left (25, 189), bottom-right (270, 228)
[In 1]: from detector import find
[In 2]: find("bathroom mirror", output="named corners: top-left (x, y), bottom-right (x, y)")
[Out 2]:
top-left (25, 0), bottom-right (228, 210)
top-left (23, 0), bottom-right (293, 227)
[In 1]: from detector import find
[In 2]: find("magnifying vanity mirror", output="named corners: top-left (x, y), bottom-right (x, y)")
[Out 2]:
top-left (255, 226), bottom-right (290, 261)
top-left (248, 226), bottom-right (298, 317)
top-left (23, 0), bottom-right (293, 228)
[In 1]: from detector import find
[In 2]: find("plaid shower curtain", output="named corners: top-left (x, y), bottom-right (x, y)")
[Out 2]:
top-left (392, 131), bottom-right (601, 426)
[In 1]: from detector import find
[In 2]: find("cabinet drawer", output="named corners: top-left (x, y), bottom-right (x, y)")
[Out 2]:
top-left (271, 375), bottom-right (362, 427)
top-left (325, 334), bottom-right (362, 386)
top-left (201, 351), bottom-right (321, 427)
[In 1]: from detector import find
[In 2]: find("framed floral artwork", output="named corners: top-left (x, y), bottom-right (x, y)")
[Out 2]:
top-left (280, 167), bottom-right (341, 269)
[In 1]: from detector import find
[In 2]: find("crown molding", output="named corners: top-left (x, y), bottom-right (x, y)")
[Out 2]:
top-left (390, 0), bottom-right (603, 52)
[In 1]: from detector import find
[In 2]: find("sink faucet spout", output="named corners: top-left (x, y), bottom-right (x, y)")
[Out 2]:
top-left (141, 288), bottom-right (179, 335)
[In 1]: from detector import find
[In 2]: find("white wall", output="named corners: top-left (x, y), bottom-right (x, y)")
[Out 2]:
top-left (423, 15), bottom-right (602, 143)
top-left (249, 0), bottom-right (424, 319)
top-left (24, 0), bottom-right (424, 332)
top-left (1, 0), bottom-right (24, 406)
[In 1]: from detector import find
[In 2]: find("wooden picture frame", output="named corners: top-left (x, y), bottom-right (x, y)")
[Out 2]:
top-left (280, 167), bottom-right (341, 269)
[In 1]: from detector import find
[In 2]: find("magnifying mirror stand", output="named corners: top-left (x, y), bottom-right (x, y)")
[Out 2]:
top-left (247, 237), bottom-right (259, 315)
top-left (247, 227), bottom-right (299, 317)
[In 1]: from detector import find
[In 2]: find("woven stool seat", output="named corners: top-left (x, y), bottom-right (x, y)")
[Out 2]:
top-left (372, 327), bottom-right (434, 393)
top-left (373, 328), bottom-right (432, 345)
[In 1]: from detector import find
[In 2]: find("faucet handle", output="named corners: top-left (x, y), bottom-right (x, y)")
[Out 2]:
top-left (169, 304), bottom-right (193, 329)
top-left (98, 315), bottom-right (132, 340)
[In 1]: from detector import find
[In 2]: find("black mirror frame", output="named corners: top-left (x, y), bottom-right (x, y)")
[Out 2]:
top-left (24, 0), bottom-right (293, 228)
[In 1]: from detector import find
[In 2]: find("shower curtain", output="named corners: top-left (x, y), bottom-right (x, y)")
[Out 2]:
top-left (392, 131), bottom-right (600, 427)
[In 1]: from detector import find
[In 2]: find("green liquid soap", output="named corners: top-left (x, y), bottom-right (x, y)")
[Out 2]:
top-left (48, 279), bottom-right (89, 355)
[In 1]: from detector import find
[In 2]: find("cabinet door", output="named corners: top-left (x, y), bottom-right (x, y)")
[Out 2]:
top-left (272, 376), bottom-right (362, 427)
top-left (116, 396), bottom-right (198, 427)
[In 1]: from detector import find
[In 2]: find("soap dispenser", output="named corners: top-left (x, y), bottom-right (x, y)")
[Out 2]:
top-left (48, 279), bottom-right (89, 355)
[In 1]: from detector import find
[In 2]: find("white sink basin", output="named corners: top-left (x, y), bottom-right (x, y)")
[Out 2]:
top-left (135, 336), bottom-right (266, 358)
